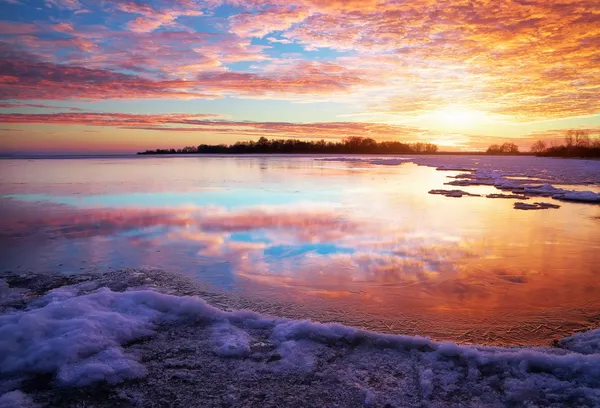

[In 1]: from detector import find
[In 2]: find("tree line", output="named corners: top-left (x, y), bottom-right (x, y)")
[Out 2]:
top-left (485, 142), bottom-right (520, 155)
top-left (138, 136), bottom-right (439, 155)
top-left (531, 130), bottom-right (600, 158)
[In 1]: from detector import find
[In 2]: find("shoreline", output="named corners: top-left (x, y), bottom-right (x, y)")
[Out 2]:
top-left (1, 268), bottom-right (599, 407)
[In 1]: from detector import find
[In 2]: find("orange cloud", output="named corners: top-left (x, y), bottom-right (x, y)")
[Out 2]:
top-left (0, 111), bottom-right (432, 142)
top-left (2, 0), bottom-right (599, 124)
top-left (229, 7), bottom-right (309, 38)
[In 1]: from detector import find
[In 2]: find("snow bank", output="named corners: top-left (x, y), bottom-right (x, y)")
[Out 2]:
top-left (0, 390), bottom-right (38, 408)
top-left (0, 286), bottom-right (220, 389)
top-left (1, 277), bottom-right (600, 406)
top-left (559, 328), bottom-right (600, 355)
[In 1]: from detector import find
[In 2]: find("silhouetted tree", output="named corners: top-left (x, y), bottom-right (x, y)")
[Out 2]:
top-left (533, 130), bottom-right (600, 157)
top-left (501, 142), bottom-right (519, 153)
top-left (486, 143), bottom-right (519, 154)
top-left (530, 140), bottom-right (546, 153)
top-left (486, 144), bottom-right (501, 154)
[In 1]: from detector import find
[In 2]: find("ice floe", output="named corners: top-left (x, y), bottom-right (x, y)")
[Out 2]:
top-left (514, 202), bottom-right (561, 210)
top-left (486, 193), bottom-right (529, 200)
top-left (320, 156), bottom-right (600, 206)
top-left (428, 189), bottom-right (481, 198)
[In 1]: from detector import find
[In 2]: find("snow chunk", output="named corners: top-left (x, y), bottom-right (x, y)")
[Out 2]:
top-left (428, 189), bottom-right (481, 198)
top-left (554, 190), bottom-right (600, 203)
top-left (559, 328), bottom-right (600, 355)
top-left (56, 348), bottom-right (147, 386)
top-left (0, 287), bottom-right (220, 388)
top-left (0, 390), bottom-right (38, 408)
top-left (486, 193), bottom-right (529, 200)
top-left (524, 184), bottom-right (565, 196)
top-left (514, 202), bottom-right (560, 210)
top-left (436, 165), bottom-right (474, 171)
top-left (211, 321), bottom-right (251, 357)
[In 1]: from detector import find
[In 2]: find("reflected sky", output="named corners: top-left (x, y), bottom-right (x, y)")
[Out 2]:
top-left (1, 156), bottom-right (599, 345)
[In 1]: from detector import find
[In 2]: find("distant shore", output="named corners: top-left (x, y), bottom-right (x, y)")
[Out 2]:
top-left (137, 151), bottom-right (536, 156)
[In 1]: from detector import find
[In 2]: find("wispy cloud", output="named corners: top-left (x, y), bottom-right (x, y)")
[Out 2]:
top-left (0, 0), bottom-right (598, 150)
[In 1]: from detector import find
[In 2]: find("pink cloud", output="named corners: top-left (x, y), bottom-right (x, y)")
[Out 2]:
top-left (229, 7), bottom-right (309, 38)
top-left (0, 57), bottom-right (215, 100)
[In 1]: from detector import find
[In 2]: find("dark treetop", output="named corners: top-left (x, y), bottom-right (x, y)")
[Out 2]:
top-left (138, 137), bottom-right (439, 155)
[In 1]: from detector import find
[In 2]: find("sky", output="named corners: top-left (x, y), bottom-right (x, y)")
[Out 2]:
top-left (0, 0), bottom-right (598, 153)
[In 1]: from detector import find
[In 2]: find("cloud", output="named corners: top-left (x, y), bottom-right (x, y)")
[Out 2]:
top-left (107, 0), bottom-right (203, 33)
top-left (45, 0), bottom-right (83, 10)
top-left (229, 7), bottom-right (309, 38)
top-left (0, 112), bottom-right (224, 126)
top-left (0, 102), bottom-right (82, 110)
top-left (0, 57), bottom-right (215, 100)
top-left (0, 45), bottom-right (368, 100)
top-left (192, 61), bottom-right (367, 97)
top-left (0, 111), bottom-right (431, 141)
top-left (1, 0), bottom-right (598, 124)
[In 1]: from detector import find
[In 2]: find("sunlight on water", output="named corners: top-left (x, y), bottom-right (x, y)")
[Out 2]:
top-left (1, 156), bottom-right (599, 346)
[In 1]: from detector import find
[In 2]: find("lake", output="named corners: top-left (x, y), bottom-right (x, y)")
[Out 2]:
top-left (1, 155), bottom-right (599, 346)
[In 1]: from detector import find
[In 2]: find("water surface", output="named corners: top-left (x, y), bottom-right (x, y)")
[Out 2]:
top-left (1, 155), bottom-right (599, 345)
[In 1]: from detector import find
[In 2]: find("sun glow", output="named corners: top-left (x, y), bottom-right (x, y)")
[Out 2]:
top-left (428, 106), bottom-right (489, 128)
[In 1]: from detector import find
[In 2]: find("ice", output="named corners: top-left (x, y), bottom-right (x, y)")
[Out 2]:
top-left (428, 189), bottom-right (481, 198)
top-left (514, 202), bottom-right (561, 210)
top-left (486, 193), bottom-right (529, 200)
top-left (316, 157), bottom-right (410, 165)
top-left (1, 270), bottom-right (600, 406)
top-left (321, 156), bottom-right (600, 205)
top-left (556, 190), bottom-right (600, 203)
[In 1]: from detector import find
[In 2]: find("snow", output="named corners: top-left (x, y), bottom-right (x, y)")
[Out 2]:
top-left (428, 189), bottom-right (481, 198)
top-left (211, 321), bottom-right (251, 357)
top-left (1, 272), bottom-right (600, 406)
top-left (514, 202), bottom-right (561, 210)
top-left (486, 193), bottom-right (529, 200)
top-left (0, 287), bottom-right (158, 388)
top-left (556, 190), bottom-right (600, 203)
top-left (559, 328), bottom-right (600, 355)
top-left (0, 390), bottom-right (38, 408)
top-left (320, 156), bottom-right (600, 206)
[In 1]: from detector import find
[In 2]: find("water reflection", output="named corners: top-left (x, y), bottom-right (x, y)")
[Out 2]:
top-left (0, 156), bottom-right (599, 345)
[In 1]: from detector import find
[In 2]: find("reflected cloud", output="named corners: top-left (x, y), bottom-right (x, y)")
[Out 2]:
top-left (1, 157), bottom-right (599, 345)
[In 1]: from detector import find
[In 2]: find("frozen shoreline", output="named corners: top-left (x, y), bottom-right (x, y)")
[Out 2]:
top-left (1, 269), bottom-right (599, 407)
top-left (318, 156), bottom-right (600, 204)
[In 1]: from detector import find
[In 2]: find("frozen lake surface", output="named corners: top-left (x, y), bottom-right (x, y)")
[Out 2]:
top-left (1, 155), bottom-right (599, 346)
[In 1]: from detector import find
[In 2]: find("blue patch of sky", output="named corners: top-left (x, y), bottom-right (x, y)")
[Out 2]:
top-left (0, 1), bottom-right (55, 23)
top-left (251, 37), bottom-right (355, 62)
top-left (57, 98), bottom-right (354, 123)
